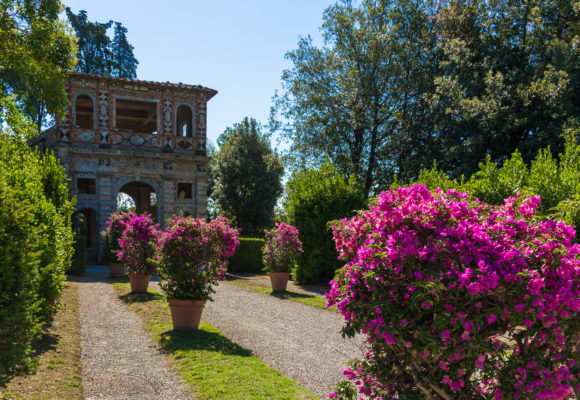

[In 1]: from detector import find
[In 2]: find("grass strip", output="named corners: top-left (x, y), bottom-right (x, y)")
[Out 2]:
top-left (110, 278), bottom-right (317, 400)
top-left (225, 278), bottom-right (338, 312)
top-left (1, 280), bottom-right (83, 400)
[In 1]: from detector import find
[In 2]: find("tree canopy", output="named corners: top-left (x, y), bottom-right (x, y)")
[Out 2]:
top-left (273, 0), bottom-right (579, 193)
top-left (0, 0), bottom-right (76, 133)
top-left (65, 8), bottom-right (138, 79)
top-left (210, 118), bottom-right (284, 236)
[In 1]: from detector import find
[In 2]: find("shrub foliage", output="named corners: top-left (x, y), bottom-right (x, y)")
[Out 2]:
top-left (0, 138), bottom-right (74, 386)
top-left (286, 162), bottom-right (367, 283)
top-left (228, 238), bottom-right (265, 273)
top-left (328, 185), bottom-right (579, 399)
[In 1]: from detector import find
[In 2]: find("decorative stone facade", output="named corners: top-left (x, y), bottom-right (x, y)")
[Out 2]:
top-left (32, 72), bottom-right (217, 256)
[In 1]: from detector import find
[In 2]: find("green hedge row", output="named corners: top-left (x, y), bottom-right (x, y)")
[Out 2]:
top-left (227, 237), bottom-right (265, 273)
top-left (285, 162), bottom-right (367, 284)
top-left (68, 234), bottom-right (86, 276)
top-left (0, 137), bottom-right (74, 386)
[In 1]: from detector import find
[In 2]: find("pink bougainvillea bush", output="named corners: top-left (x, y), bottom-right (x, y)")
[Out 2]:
top-left (262, 222), bottom-right (303, 273)
top-left (102, 211), bottom-right (136, 263)
top-left (157, 216), bottom-right (239, 300)
top-left (116, 213), bottom-right (159, 274)
top-left (327, 184), bottom-right (579, 400)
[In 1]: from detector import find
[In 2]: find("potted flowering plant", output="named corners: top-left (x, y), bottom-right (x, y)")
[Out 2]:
top-left (101, 211), bottom-right (135, 277)
top-left (157, 215), bottom-right (239, 330)
top-left (262, 222), bottom-right (302, 291)
top-left (117, 213), bottom-right (158, 292)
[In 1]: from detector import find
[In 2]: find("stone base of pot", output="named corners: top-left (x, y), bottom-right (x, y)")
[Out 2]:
top-left (269, 272), bottom-right (290, 291)
top-left (168, 299), bottom-right (206, 331)
top-left (127, 273), bottom-right (152, 293)
top-left (107, 262), bottom-right (124, 277)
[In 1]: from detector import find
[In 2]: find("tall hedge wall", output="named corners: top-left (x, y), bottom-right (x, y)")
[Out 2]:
top-left (0, 137), bottom-right (74, 386)
top-left (227, 237), bottom-right (265, 273)
top-left (285, 162), bottom-right (367, 284)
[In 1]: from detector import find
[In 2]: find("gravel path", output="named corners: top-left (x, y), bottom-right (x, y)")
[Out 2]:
top-left (226, 272), bottom-right (330, 297)
top-left (151, 278), bottom-right (366, 399)
top-left (78, 265), bottom-right (193, 400)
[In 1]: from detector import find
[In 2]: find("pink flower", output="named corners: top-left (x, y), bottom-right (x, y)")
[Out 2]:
top-left (487, 314), bottom-right (497, 324)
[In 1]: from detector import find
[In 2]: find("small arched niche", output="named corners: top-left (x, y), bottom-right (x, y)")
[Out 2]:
top-left (176, 104), bottom-right (193, 137)
top-left (75, 94), bottom-right (94, 129)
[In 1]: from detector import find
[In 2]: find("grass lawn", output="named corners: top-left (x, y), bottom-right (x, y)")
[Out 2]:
top-left (110, 277), bottom-right (317, 400)
top-left (225, 276), bottom-right (338, 312)
top-left (0, 280), bottom-right (83, 400)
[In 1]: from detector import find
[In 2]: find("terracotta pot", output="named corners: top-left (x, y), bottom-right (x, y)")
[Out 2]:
top-left (168, 299), bottom-right (206, 331)
top-left (107, 262), bottom-right (124, 277)
top-left (269, 272), bottom-right (290, 291)
top-left (127, 273), bottom-right (152, 293)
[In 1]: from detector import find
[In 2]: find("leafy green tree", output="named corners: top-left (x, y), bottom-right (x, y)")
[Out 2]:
top-left (285, 161), bottom-right (367, 284)
top-left (429, 0), bottom-right (580, 177)
top-left (272, 0), bottom-right (441, 194)
top-left (65, 8), bottom-right (113, 75)
top-left (65, 9), bottom-right (138, 79)
top-left (110, 22), bottom-right (138, 79)
top-left (0, 0), bottom-right (76, 133)
top-left (274, 0), bottom-right (579, 188)
top-left (211, 117), bottom-right (284, 236)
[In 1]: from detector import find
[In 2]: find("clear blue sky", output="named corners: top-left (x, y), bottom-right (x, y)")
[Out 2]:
top-left (62, 0), bottom-right (334, 148)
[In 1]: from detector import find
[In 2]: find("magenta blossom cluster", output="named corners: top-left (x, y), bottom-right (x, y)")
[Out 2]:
top-left (101, 211), bottom-right (136, 263)
top-left (327, 184), bottom-right (579, 400)
top-left (116, 213), bottom-right (159, 274)
top-left (156, 215), bottom-right (239, 300)
top-left (262, 222), bottom-right (303, 273)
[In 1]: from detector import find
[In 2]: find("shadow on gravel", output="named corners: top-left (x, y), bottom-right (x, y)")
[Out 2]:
top-left (119, 291), bottom-right (165, 303)
top-left (159, 329), bottom-right (253, 357)
top-left (109, 277), bottom-right (166, 303)
top-left (269, 291), bottom-right (318, 301)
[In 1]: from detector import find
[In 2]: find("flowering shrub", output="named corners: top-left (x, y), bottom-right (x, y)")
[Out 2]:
top-left (101, 211), bottom-right (136, 263)
top-left (157, 216), bottom-right (239, 300)
top-left (116, 213), bottom-right (158, 274)
top-left (327, 184), bottom-right (580, 400)
top-left (262, 222), bottom-right (303, 273)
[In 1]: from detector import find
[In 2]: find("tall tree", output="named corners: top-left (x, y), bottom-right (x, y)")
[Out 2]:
top-left (211, 117), bottom-right (284, 236)
top-left (1, 0), bottom-right (76, 134)
top-left (110, 22), bottom-right (138, 79)
top-left (65, 8), bottom-right (113, 75)
top-left (272, 0), bottom-right (440, 195)
top-left (274, 0), bottom-right (579, 190)
top-left (430, 0), bottom-right (580, 177)
top-left (65, 9), bottom-right (138, 79)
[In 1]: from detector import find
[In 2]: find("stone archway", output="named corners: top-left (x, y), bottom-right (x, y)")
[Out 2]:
top-left (117, 181), bottom-right (159, 221)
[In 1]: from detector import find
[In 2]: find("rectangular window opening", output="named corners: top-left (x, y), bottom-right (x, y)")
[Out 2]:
top-left (77, 178), bottom-right (96, 195)
top-left (115, 98), bottom-right (158, 134)
top-left (177, 183), bottom-right (193, 199)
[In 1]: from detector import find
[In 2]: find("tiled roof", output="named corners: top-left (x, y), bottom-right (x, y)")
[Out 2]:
top-left (68, 72), bottom-right (217, 96)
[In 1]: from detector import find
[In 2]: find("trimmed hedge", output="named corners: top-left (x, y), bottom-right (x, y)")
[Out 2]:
top-left (0, 137), bottom-right (74, 386)
top-left (68, 234), bottom-right (86, 276)
top-left (227, 237), bottom-right (265, 273)
top-left (285, 162), bottom-right (367, 284)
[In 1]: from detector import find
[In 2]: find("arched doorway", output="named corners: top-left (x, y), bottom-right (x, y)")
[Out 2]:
top-left (117, 181), bottom-right (158, 221)
top-left (78, 208), bottom-right (97, 248)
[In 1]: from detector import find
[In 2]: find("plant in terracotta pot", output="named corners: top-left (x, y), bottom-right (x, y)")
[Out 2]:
top-left (262, 222), bottom-right (302, 291)
top-left (157, 215), bottom-right (239, 330)
top-left (117, 213), bottom-right (158, 292)
top-left (101, 211), bottom-right (136, 277)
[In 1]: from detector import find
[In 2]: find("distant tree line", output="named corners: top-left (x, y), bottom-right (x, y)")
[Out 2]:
top-left (272, 0), bottom-right (579, 195)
